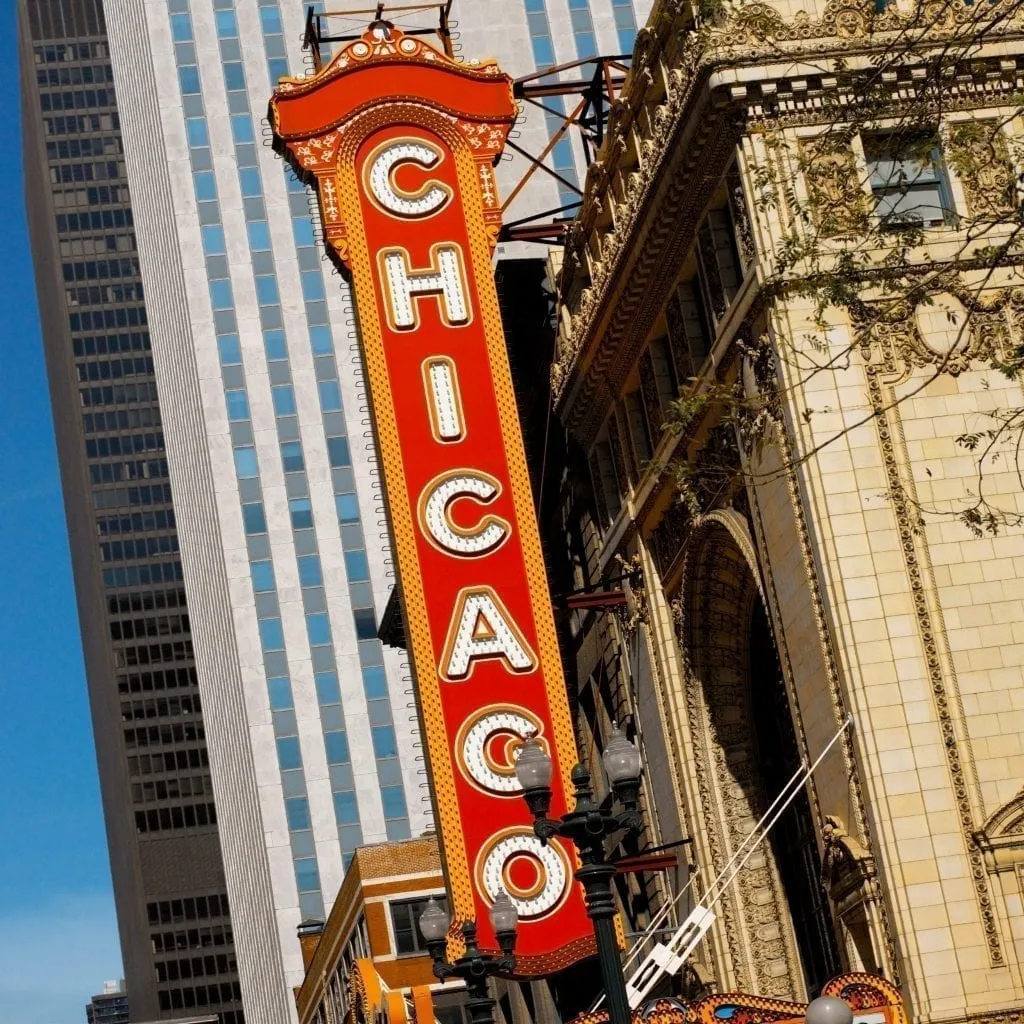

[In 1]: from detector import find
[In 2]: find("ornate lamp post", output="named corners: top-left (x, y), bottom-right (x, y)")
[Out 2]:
top-left (806, 997), bottom-right (854, 1024)
top-left (419, 891), bottom-right (518, 1024)
top-left (514, 725), bottom-right (644, 1024)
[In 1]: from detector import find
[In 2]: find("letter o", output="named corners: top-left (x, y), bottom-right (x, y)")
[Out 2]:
top-left (476, 828), bottom-right (571, 921)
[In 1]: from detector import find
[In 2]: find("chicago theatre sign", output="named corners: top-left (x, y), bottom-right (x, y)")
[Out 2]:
top-left (270, 25), bottom-right (594, 971)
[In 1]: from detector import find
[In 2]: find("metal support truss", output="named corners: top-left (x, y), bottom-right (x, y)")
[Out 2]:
top-left (298, 6), bottom-right (629, 245)
top-left (501, 55), bottom-right (631, 245)
top-left (303, 2), bottom-right (455, 71)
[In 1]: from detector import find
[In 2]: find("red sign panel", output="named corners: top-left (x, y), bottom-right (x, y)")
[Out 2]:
top-left (270, 25), bottom-right (595, 972)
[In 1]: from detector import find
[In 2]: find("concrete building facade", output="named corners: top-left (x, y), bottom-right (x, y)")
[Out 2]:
top-left (19, 0), bottom-right (244, 1020)
top-left (549, 0), bottom-right (1024, 1019)
top-left (86, 981), bottom-right (130, 1024)
top-left (87, 1), bottom-right (649, 1021)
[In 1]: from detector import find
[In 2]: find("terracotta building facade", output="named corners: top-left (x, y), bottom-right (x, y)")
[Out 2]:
top-left (547, 0), bottom-right (1024, 1021)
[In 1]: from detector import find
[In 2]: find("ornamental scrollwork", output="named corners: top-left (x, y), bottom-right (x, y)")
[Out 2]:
top-left (821, 815), bottom-right (878, 912)
top-left (946, 121), bottom-right (1019, 221)
top-left (649, 501), bottom-right (692, 580)
top-left (800, 137), bottom-right (871, 239)
top-left (737, 333), bottom-right (782, 456)
top-left (614, 552), bottom-right (649, 636)
top-left (854, 282), bottom-right (1016, 377)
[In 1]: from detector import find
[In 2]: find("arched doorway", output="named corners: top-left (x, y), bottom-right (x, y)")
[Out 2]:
top-left (749, 600), bottom-right (841, 996)
top-left (675, 518), bottom-right (839, 999)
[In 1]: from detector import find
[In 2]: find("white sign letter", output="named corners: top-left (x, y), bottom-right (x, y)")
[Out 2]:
top-left (418, 471), bottom-right (509, 557)
top-left (441, 587), bottom-right (535, 681)
top-left (379, 244), bottom-right (470, 331)
top-left (423, 357), bottom-right (464, 442)
top-left (366, 139), bottom-right (452, 219)
top-left (456, 707), bottom-right (545, 795)
top-left (477, 828), bottom-right (570, 920)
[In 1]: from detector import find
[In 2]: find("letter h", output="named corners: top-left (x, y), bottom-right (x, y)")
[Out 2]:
top-left (379, 243), bottom-right (471, 331)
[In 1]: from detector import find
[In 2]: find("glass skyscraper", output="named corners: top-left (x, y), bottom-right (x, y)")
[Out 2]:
top-left (19, 0), bottom-right (244, 1021)
top-left (27, 1), bottom-right (650, 1021)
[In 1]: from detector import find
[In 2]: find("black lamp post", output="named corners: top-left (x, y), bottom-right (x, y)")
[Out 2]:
top-left (419, 891), bottom-right (518, 1024)
top-left (514, 725), bottom-right (643, 1024)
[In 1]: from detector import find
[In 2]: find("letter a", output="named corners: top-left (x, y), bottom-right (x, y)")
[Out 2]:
top-left (441, 587), bottom-right (536, 681)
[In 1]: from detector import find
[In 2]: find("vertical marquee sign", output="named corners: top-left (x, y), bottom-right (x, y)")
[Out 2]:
top-left (270, 25), bottom-right (595, 972)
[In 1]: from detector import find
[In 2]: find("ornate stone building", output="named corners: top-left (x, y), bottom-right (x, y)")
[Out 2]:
top-left (547, 0), bottom-right (1024, 1020)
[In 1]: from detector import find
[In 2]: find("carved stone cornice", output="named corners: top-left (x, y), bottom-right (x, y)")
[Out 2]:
top-left (553, 0), bottom-right (1024, 443)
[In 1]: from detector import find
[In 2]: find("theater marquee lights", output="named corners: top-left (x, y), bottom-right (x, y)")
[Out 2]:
top-left (270, 24), bottom-right (596, 972)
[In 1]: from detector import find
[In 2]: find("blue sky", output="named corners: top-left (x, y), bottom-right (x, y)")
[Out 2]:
top-left (0, 6), bottom-right (123, 1022)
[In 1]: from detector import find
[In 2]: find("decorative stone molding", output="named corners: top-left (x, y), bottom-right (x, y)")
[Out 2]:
top-left (649, 501), bottom-right (693, 583)
top-left (615, 553), bottom-right (649, 637)
top-left (859, 298), bottom-right (1005, 966)
top-left (671, 518), bottom-right (805, 1000)
top-left (553, 0), bottom-right (1024, 441)
top-left (975, 788), bottom-right (1024, 873)
top-left (928, 1013), bottom-right (1024, 1024)
top-left (822, 816), bottom-right (877, 916)
top-left (947, 121), bottom-right (1018, 221)
top-left (801, 137), bottom-right (871, 238)
top-left (856, 280), bottom-right (1018, 375)
top-left (727, 164), bottom-right (757, 272)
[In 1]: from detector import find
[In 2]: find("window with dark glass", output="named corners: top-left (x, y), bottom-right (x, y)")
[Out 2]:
top-left (667, 278), bottom-right (712, 375)
top-left (649, 338), bottom-right (678, 409)
top-left (591, 438), bottom-right (622, 525)
top-left (390, 896), bottom-right (447, 955)
top-left (623, 390), bottom-right (652, 464)
top-left (695, 211), bottom-right (740, 327)
top-left (864, 133), bottom-right (954, 229)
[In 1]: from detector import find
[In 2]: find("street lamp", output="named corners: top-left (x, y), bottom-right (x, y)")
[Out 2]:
top-left (515, 725), bottom-right (643, 1024)
top-left (806, 997), bottom-right (854, 1024)
top-left (419, 891), bottom-right (518, 1024)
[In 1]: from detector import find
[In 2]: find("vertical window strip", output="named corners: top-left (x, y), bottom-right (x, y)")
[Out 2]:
top-left (544, 103), bottom-right (581, 209)
top-left (284, 171), bottom-right (413, 844)
top-left (611, 0), bottom-right (638, 52)
top-left (521, 1), bottom-right (582, 208)
top-left (523, 0), bottom-right (556, 67)
top-left (168, 0), bottom-right (323, 921)
top-left (257, 0), bottom-right (410, 852)
top-left (214, 0), bottom-right (338, 918)
top-left (256, 0), bottom-right (289, 85)
top-left (566, 0), bottom-right (598, 59)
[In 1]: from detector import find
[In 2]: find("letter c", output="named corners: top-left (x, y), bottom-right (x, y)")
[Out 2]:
top-left (366, 139), bottom-right (452, 219)
top-left (418, 471), bottom-right (510, 557)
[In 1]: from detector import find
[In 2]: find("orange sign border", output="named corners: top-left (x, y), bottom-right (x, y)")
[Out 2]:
top-left (271, 29), bottom-right (596, 974)
top-left (331, 101), bottom-right (582, 939)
